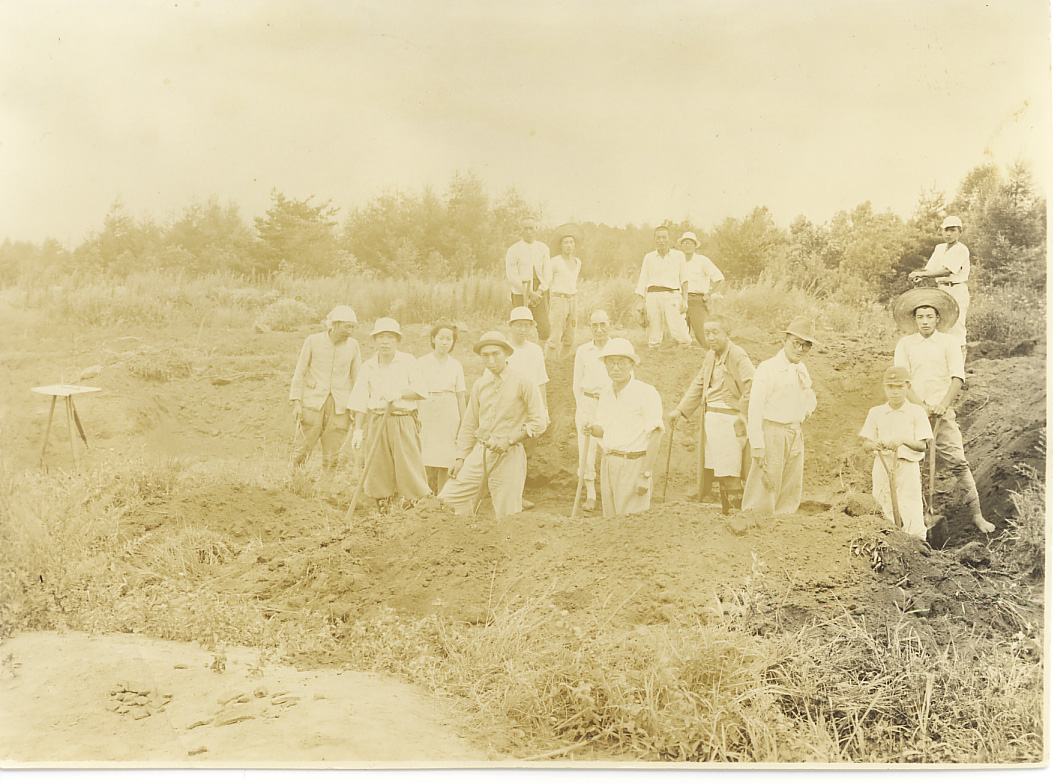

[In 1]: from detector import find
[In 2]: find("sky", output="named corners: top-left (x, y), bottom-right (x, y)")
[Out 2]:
top-left (1, 0), bottom-right (1050, 244)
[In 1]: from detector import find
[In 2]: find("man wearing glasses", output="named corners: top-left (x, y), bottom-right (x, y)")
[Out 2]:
top-left (742, 318), bottom-right (818, 516)
top-left (572, 310), bottom-right (613, 512)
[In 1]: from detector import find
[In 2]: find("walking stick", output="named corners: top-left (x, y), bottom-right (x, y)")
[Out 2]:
top-left (571, 431), bottom-right (592, 518)
top-left (346, 403), bottom-right (392, 523)
top-left (877, 450), bottom-right (903, 532)
top-left (662, 417), bottom-right (676, 502)
top-left (472, 446), bottom-right (508, 515)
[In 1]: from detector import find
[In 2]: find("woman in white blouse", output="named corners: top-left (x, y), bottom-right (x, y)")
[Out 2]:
top-left (417, 322), bottom-right (467, 492)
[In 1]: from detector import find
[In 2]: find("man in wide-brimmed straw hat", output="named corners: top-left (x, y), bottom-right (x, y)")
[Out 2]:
top-left (891, 288), bottom-right (995, 534)
top-left (289, 305), bottom-right (363, 494)
top-left (742, 317), bottom-right (818, 516)
top-left (635, 225), bottom-right (692, 349)
top-left (505, 214), bottom-right (552, 341)
top-left (679, 231), bottom-right (726, 347)
top-left (908, 216), bottom-right (971, 357)
top-left (582, 338), bottom-right (665, 517)
top-left (546, 222), bottom-right (584, 360)
top-left (348, 318), bottom-right (431, 509)
top-left (438, 330), bottom-right (547, 517)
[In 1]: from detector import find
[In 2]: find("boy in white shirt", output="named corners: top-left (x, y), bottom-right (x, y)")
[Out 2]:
top-left (859, 366), bottom-right (933, 538)
top-left (546, 223), bottom-right (583, 360)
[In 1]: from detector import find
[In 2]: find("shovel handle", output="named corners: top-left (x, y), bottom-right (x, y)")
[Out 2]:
top-left (877, 450), bottom-right (903, 531)
top-left (662, 418), bottom-right (675, 502)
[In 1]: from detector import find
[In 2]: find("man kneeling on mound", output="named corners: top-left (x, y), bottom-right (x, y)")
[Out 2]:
top-left (438, 331), bottom-right (547, 517)
top-left (582, 338), bottom-right (664, 518)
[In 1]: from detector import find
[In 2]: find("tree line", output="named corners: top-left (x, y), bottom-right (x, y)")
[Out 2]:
top-left (0, 160), bottom-right (1044, 303)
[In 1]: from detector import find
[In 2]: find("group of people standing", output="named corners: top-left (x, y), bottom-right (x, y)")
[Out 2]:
top-left (288, 214), bottom-right (994, 539)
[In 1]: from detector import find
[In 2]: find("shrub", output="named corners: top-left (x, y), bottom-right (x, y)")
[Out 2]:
top-left (257, 298), bottom-right (319, 332)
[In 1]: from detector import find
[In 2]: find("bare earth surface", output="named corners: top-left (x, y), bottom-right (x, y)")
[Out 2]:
top-left (0, 631), bottom-right (490, 765)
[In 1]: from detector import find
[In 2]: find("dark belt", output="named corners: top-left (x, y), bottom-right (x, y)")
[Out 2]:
top-left (646, 286), bottom-right (677, 293)
top-left (938, 281), bottom-right (965, 287)
top-left (604, 449), bottom-right (646, 459)
top-left (583, 391), bottom-right (600, 399)
top-left (706, 406), bottom-right (739, 416)
top-left (688, 292), bottom-right (707, 298)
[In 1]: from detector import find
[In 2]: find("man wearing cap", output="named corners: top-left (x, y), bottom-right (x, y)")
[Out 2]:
top-left (583, 338), bottom-right (665, 517)
top-left (507, 306), bottom-right (549, 414)
top-left (546, 223), bottom-right (583, 360)
top-left (348, 318), bottom-right (431, 508)
top-left (289, 305), bottom-right (363, 493)
top-left (635, 225), bottom-right (691, 349)
top-left (679, 232), bottom-right (726, 347)
top-left (908, 216), bottom-right (971, 355)
top-left (742, 318), bottom-right (818, 516)
top-left (860, 366), bottom-right (933, 539)
top-left (572, 310), bottom-right (612, 512)
top-left (892, 288), bottom-right (995, 533)
top-left (505, 215), bottom-right (552, 342)
top-left (667, 314), bottom-right (754, 512)
top-left (438, 331), bottom-right (547, 517)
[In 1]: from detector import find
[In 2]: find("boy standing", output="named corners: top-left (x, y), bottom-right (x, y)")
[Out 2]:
top-left (859, 366), bottom-right (933, 538)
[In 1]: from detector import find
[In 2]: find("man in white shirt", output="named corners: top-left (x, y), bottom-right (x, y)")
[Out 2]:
top-left (572, 310), bottom-right (612, 512)
top-left (892, 288), bottom-right (995, 534)
top-left (506, 306), bottom-right (550, 510)
top-left (348, 318), bottom-right (431, 509)
top-left (908, 216), bottom-right (971, 357)
top-left (635, 225), bottom-right (691, 349)
top-left (679, 231), bottom-right (726, 347)
top-left (505, 214), bottom-right (552, 342)
top-left (583, 338), bottom-right (665, 517)
top-left (546, 223), bottom-right (583, 360)
top-left (742, 317), bottom-right (818, 516)
top-left (289, 305), bottom-right (362, 494)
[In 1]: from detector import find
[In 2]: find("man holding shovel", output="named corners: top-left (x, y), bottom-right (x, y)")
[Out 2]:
top-left (860, 366), bottom-right (933, 539)
top-left (438, 331), bottom-right (547, 518)
top-left (892, 289), bottom-right (995, 534)
top-left (583, 338), bottom-right (665, 517)
top-left (348, 318), bottom-right (431, 510)
top-left (289, 305), bottom-right (362, 495)
top-left (667, 315), bottom-right (754, 513)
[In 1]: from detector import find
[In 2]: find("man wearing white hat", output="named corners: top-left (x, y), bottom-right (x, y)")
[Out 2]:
top-left (908, 216), bottom-right (971, 355)
top-left (506, 306), bottom-right (549, 414)
top-left (679, 231), bottom-right (726, 347)
top-left (289, 305), bottom-right (363, 493)
top-left (583, 338), bottom-right (665, 517)
top-left (505, 214), bottom-right (552, 341)
top-left (742, 317), bottom-right (818, 516)
top-left (546, 223), bottom-right (584, 360)
top-left (572, 310), bottom-right (613, 512)
top-left (348, 318), bottom-right (431, 507)
top-left (891, 288), bottom-right (995, 534)
top-left (438, 331), bottom-right (547, 517)
top-left (635, 225), bottom-right (692, 349)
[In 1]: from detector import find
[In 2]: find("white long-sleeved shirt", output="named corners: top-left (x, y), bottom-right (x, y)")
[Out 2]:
top-left (289, 332), bottom-right (363, 413)
top-left (573, 340), bottom-right (610, 405)
top-left (746, 349), bottom-right (817, 448)
top-left (635, 248), bottom-right (687, 296)
top-left (505, 240), bottom-right (552, 296)
top-left (348, 351), bottom-right (428, 415)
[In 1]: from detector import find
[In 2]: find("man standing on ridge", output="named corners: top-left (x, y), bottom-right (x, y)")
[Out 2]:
top-left (635, 225), bottom-right (691, 349)
top-left (506, 214), bottom-right (552, 342)
top-left (546, 222), bottom-right (583, 361)
top-left (679, 231), bottom-right (726, 347)
top-left (908, 216), bottom-right (972, 360)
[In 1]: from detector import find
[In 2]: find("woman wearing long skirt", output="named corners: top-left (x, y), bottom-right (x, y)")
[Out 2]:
top-left (417, 322), bottom-right (467, 493)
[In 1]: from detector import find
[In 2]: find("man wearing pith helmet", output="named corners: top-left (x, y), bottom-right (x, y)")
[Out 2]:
top-left (289, 305), bottom-right (363, 494)
top-left (742, 317), bottom-right (818, 516)
top-left (582, 338), bottom-right (665, 517)
top-left (908, 216), bottom-right (971, 358)
top-left (348, 318), bottom-right (431, 510)
top-left (438, 331), bottom-right (547, 517)
top-left (892, 287), bottom-right (995, 534)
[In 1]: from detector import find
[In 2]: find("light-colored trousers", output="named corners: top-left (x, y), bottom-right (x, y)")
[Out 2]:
top-left (742, 420), bottom-right (804, 515)
top-left (575, 397), bottom-right (601, 488)
top-left (362, 412), bottom-right (431, 501)
top-left (644, 291), bottom-right (691, 347)
top-left (600, 453), bottom-right (652, 517)
top-left (933, 414), bottom-right (982, 507)
top-left (293, 394), bottom-right (350, 482)
top-left (941, 283), bottom-right (969, 346)
top-left (547, 294), bottom-right (577, 353)
top-left (438, 442), bottom-right (527, 518)
top-left (872, 457), bottom-right (926, 538)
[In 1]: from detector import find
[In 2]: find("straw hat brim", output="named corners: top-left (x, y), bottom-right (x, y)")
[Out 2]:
top-left (550, 223), bottom-right (584, 250)
top-left (892, 288), bottom-right (960, 333)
